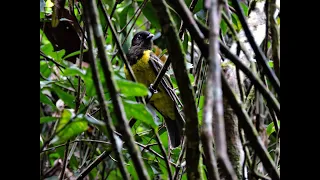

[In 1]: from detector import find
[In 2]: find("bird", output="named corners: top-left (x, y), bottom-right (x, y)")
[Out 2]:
top-left (124, 31), bottom-right (185, 148)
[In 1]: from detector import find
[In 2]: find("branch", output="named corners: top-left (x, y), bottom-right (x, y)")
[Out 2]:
top-left (82, 2), bottom-right (130, 179)
top-left (178, 0), bottom-right (199, 38)
top-left (219, 43), bottom-right (280, 118)
top-left (154, 129), bottom-right (173, 180)
top-left (151, 0), bottom-right (201, 179)
top-left (221, 74), bottom-right (280, 180)
top-left (206, 0), bottom-right (238, 179)
top-left (58, 140), bottom-right (70, 180)
top-left (83, 1), bottom-right (149, 179)
top-left (76, 150), bottom-right (112, 180)
top-left (269, 0), bottom-right (280, 78)
top-left (231, 0), bottom-right (280, 95)
top-left (173, 140), bottom-right (186, 180)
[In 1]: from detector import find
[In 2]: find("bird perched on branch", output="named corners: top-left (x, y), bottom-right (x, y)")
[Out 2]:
top-left (124, 31), bottom-right (185, 148)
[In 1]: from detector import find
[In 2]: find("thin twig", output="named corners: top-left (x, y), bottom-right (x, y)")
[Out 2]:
top-left (154, 129), bottom-right (173, 180)
top-left (173, 140), bottom-right (186, 180)
top-left (219, 43), bottom-right (280, 118)
top-left (40, 50), bottom-right (66, 69)
top-left (118, 0), bottom-right (147, 34)
top-left (76, 150), bottom-right (112, 180)
top-left (231, 0), bottom-right (280, 95)
top-left (121, 0), bottom-right (148, 45)
top-left (58, 140), bottom-right (70, 180)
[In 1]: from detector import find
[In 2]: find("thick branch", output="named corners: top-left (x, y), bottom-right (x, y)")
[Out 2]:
top-left (151, 0), bottom-right (201, 179)
top-left (207, 0), bottom-right (237, 180)
top-left (82, 3), bottom-right (130, 179)
top-left (221, 74), bottom-right (280, 180)
top-left (269, 0), bottom-right (280, 78)
top-left (83, 1), bottom-right (149, 179)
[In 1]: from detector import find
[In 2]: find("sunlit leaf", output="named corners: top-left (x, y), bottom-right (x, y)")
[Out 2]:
top-left (267, 121), bottom-right (280, 136)
top-left (63, 49), bottom-right (88, 60)
top-left (117, 79), bottom-right (149, 97)
top-left (63, 66), bottom-right (86, 78)
top-left (123, 100), bottom-right (156, 128)
top-left (52, 110), bottom-right (88, 144)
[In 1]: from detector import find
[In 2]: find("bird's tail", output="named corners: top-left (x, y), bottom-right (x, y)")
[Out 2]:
top-left (165, 107), bottom-right (185, 148)
top-left (165, 118), bottom-right (182, 148)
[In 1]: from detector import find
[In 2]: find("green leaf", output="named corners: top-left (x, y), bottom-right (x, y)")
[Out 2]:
top-left (269, 61), bottom-right (274, 68)
top-left (123, 100), bottom-right (156, 128)
top-left (83, 70), bottom-right (96, 97)
top-left (40, 12), bottom-right (45, 19)
top-left (63, 66), bottom-right (86, 78)
top-left (56, 109), bottom-right (73, 132)
top-left (117, 79), bottom-right (149, 97)
top-left (63, 49), bottom-right (88, 60)
top-left (40, 116), bottom-right (58, 124)
top-left (40, 91), bottom-right (57, 110)
top-left (220, 19), bottom-right (228, 35)
top-left (240, 2), bottom-right (249, 17)
top-left (53, 86), bottom-right (76, 108)
top-left (127, 160), bottom-right (139, 180)
top-left (141, 2), bottom-right (161, 29)
top-left (48, 49), bottom-right (66, 62)
top-left (267, 121), bottom-right (280, 136)
top-left (53, 110), bottom-right (88, 144)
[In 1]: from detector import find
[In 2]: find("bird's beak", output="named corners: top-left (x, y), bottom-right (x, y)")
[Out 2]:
top-left (146, 33), bottom-right (154, 40)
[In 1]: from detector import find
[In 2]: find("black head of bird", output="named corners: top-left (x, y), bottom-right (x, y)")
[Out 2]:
top-left (131, 31), bottom-right (154, 50)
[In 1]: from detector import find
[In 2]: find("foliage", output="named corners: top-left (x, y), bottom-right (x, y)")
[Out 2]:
top-left (40, 0), bottom-right (280, 179)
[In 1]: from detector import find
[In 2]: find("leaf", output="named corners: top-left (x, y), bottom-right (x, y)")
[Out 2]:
top-left (53, 86), bottom-right (75, 108)
top-left (123, 100), bottom-right (156, 128)
top-left (63, 49), bottom-right (88, 60)
top-left (240, 2), bottom-right (249, 17)
top-left (220, 19), bottom-right (228, 35)
top-left (52, 110), bottom-right (88, 144)
top-left (63, 66), bottom-right (86, 78)
top-left (46, 0), bottom-right (54, 8)
top-left (269, 61), bottom-right (274, 68)
top-left (141, 2), bottom-right (161, 29)
top-left (40, 91), bottom-right (57, 110)
top-left (117, 79), bottom-right (149, 97)
top-left (83, 70), bottom-right (96, 97)
top-left (40, 116), bottom-right (58, 124)
top-left (40, 12), bottom-right (45, 19)
top-left (127, 160), bottom-right (139, 180)
top-left (267, 121), bottom-right (280, 136)
top-left (48, 49), bottom-right (66, 63)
